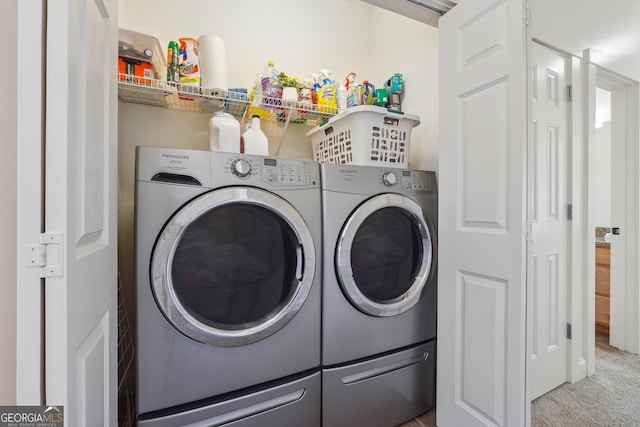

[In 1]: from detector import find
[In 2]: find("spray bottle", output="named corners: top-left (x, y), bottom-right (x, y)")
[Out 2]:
top-left (310, 73), bottom-right (321, 106)
top-left (297, 77), bottom-right (315, 115)
top-left (166, 41), bottom-right (179, 83)
top-left (316, 69), bottom-right (337, 113)
top-left (345, 72), bottom-right (359, 109)
top-left (337, 78), bottom-right (347, 113)
top-left (248, 73), bottom-right (270, 119)
top-left (361, 80), bottom-right (378, 105)
top-left (178, 37), bottom-right (200, 99)
top-left (178, 38), bottom-right (200, 84)
top-left (261, 60), bottom-right (281, 109)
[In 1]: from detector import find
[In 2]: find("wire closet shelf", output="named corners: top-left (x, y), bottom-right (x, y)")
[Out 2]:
top-left (117, 74), bottom-right (337, 128)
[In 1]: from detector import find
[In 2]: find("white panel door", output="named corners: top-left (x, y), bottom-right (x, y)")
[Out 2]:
top-left (437, 0), bottom-right (528, 426)
top-left (528, 42), bottom-right (569, 400)
top-left (45, 0), bottom-right (118, 425)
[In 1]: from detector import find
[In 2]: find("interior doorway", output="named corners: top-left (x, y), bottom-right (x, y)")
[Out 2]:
top-left (585, 55), bottom-right (640, 370)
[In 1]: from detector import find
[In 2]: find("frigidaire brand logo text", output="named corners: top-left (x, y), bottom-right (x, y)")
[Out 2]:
top-left (340, 169), bottom-right (357, 174)
top-left (162, 154), bottom-right (190, 160)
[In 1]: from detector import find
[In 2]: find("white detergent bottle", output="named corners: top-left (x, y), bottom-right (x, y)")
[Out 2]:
top-left (209, 112), bottom-right (240, 153)
top-left (337, 81), bottom-right (347, 113)
top-left (242, 115), bottom-right (269, 155)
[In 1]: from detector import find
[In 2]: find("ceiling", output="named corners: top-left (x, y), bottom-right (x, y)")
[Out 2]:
top-left (533, 0), bottom-right (640, 81)
top-left (360, 0), bottom-right (457, 27)
top-left (358, 0), bottom-right (639, 81)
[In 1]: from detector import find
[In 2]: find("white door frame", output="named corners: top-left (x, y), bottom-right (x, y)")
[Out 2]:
top-left (16, 0), bottom-right (45, 404)
top-left (583, 48), bottom-right (640, 364)
top-left (567, 51), bottom-right (588, 384)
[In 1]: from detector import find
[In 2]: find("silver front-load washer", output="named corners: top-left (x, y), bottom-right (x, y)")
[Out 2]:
top-left (320, 163), bottom-right (437, 427)
top-left (134, 147), bottom-right (321, 426)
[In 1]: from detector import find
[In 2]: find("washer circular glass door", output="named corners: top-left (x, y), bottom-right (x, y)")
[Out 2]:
top-left (336, 193), bottom-right (434, 317)
top-left (151, 187), bottom-right (315, 347)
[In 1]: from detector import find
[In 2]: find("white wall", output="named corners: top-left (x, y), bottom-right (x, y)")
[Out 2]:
top-left (117, 0), bottom-right (439, 316)
top-left (0, 0), bottom-right (18, 405)
top-left (369, 9), bottom-right (439, 171)
top-left (118, 0), bottom-right (438, 167)
top-left (595, 121), bottom-right (611, 226)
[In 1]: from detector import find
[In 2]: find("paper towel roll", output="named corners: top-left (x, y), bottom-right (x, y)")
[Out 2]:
top-left (198, 34), bottom-right (227, 90)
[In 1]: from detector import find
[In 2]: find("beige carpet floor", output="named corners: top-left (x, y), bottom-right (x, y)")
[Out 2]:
top-left (531, 334), bottom-right (640, 426)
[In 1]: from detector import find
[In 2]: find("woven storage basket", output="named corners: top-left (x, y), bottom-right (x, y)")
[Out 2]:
top-left (305, 106), bottom-right (420, 168)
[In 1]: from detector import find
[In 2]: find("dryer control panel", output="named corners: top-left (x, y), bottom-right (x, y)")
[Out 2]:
top-left (401, 170), bottom-right (434, 192)
top-left (260, 157), bottom-right (311, 186)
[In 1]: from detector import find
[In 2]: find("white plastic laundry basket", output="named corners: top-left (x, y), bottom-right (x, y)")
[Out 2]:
top-left (305, 106), bottom-right (420, 168)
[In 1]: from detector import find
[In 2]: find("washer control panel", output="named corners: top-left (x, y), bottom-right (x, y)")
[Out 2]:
top-left (261, 157), bottom-right (311, 186)
top-left (376, 170), bottom-right (399, 187)
top-left (224, 157), bottom-right (259, 178)
top-left (231, 158), bottom-right (253, 177)
top-left (218, 155), bottom-right (318, 188)
top-left (381, 171), bottom-right (398, 186)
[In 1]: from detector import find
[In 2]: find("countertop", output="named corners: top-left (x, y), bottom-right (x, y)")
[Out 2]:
top-left (595, 227), bottom-right (611, 248)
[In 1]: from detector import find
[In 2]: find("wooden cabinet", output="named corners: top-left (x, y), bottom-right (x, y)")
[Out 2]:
top-left (595, 245), bottom-right (610, 334)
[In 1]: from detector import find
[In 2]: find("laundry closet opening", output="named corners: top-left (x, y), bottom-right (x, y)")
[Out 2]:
top-left (117, 1), bottom-right (441, 426)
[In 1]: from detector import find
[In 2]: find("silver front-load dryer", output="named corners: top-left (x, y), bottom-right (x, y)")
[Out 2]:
top-left (320, 163), bottom-right (437, 427)
top-left (134, 147), bottom-right (321, 425)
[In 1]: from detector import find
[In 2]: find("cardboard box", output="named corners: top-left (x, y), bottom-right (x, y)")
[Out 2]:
top-left (385, 73), bottom-right (404, 94)
top-left (118, 28), bottom-right (166, 81)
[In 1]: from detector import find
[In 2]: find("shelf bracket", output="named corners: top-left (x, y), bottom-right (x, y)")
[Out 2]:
top-left (275, 111), bottom-right (292, 156)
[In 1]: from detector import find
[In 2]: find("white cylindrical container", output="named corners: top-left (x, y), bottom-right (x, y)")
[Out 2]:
top-left (242, 115), bottom-right (269, 155)
top-left (281, 86), bottom-right (298, 107)
top-left (209, 112), bottom-right (240, 153)
top-left (198, 34), bottom-right (227, 90)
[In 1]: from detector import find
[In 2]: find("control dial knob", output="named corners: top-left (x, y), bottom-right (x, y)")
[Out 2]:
top-left (231, 159), bottom-right (252, 177)
top-left (382, 171), bottom-right (398, 186)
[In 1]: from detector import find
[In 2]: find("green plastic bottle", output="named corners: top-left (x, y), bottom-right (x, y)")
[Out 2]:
top-left (166, 41), bottom-right (179, 83)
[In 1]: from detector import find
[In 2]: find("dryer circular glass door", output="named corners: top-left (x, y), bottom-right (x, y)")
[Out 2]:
top-left (336, 193), bottom-right (434, 317)
top-left (150, 187), bottom-right (316, 347)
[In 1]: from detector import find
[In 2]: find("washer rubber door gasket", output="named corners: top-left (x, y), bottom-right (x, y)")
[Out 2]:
top-left (335, 193), bottom-right (434, 317)
top-left (151, 187), bottom-right (316, 347)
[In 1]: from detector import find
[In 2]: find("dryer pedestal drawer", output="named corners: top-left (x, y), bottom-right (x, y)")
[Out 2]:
top-left (322, 340), bottom-right (435, 427)
top-left (138, 371), bottom-right (321, 427)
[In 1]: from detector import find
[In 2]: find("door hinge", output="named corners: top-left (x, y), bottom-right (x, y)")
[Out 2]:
top-left (524, 5), bottom-right (532, 26)
top-left (567, 323), bottom-right (572, 340)
top-left (567, 84), bottom-right (573, 102)
top-left (567, 203), bottom-right (573, 220)
top-left (524, 222), bottom-right (533, 243)
top-left (26, 232), bottom-right (64, 278)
